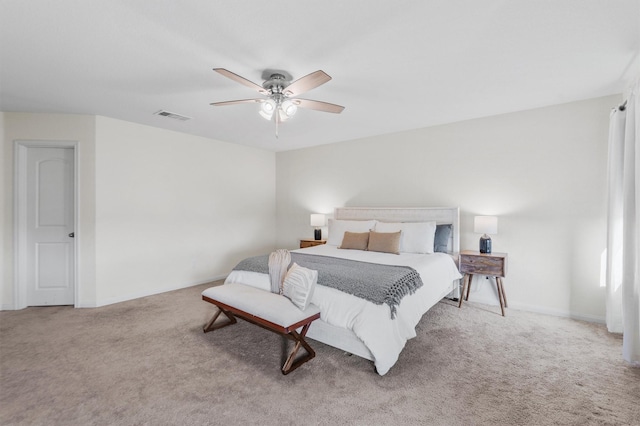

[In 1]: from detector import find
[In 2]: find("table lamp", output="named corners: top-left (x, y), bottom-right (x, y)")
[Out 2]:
top-left (474, 216), bottom-right (498, 254)
top-left (310, 214), bottom-right (325, 240)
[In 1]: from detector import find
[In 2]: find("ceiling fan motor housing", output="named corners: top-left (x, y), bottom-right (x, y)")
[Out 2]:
top-left (262, 73), bottom-right (289, 95)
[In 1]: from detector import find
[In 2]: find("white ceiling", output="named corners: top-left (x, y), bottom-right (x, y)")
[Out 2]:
top-left (1, 1), bottom-right (639, 152)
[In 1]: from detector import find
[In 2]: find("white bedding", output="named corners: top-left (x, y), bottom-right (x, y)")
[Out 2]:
top-left (224, 244), bottom-right (462, 375)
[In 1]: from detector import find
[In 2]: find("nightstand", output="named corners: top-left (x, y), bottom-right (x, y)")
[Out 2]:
top-left (458, 250), bottom-right (508, 316)
top-left (300, 239), bottom-right (327, 249)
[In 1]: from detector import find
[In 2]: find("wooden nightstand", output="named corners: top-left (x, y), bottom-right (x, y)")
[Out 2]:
top-left (299, 239), bottom-right (327, 249)
top-left (458, 250), bottom-right (508, 316)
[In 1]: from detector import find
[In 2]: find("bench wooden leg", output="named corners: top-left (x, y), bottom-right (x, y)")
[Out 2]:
top-left (281, 323), bottom-right (316, 375)
top-left (203, 308), bottom-right (237, 333)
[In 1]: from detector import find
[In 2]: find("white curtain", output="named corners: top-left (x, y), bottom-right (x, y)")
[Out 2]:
top-left (606, 79), bottom-right (640, 366)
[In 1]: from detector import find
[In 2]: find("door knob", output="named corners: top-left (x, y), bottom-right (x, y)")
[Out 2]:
top-left (68, 232), bottom-right (75, 238)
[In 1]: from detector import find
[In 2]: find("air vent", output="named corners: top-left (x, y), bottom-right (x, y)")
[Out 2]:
top-left (153, 110), bottom-right (191, 121)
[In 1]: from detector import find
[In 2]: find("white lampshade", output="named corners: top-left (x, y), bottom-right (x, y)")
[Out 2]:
top-left (474, 216), bottom-right (498, 235)
top-left (310, 214), bottom-right (325, 227)
top-left (259, 99), bottom-right (276, 121)
top-left (261, 99), bottom-right (276, 114)
top-left (281, 99), bottom-right (297, 118)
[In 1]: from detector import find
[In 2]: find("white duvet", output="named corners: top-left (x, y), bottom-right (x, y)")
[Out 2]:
top-left (224, 244), bottom-right (462, 375)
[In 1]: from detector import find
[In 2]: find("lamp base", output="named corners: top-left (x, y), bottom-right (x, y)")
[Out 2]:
top-left (314, 228), bottom-right (322, 240)
top-left (479, 235), bottom-right (492, 254)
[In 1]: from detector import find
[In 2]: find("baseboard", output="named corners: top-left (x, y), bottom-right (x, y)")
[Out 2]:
top-left (5, 275), bottom-right (606, 325)
top-left (86, 274), bottom-right (228, 308)
top-left (567, 312), bottom-right (606, 324)
top-left (509, 302), bottom-right (606, 324)
top-left (464, 295), bottom-right (606, 324)
top-left (2, 276), bottom-right (227, 310)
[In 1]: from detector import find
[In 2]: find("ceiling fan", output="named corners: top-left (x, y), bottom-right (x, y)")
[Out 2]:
top-left (210, 68), bottom-right (345, 137)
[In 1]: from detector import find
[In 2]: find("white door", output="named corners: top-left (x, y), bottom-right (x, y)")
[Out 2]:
top-left (24, 146), bottom-right (75, 306)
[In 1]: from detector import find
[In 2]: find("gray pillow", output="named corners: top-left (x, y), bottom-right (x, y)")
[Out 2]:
top-left (434, 224), bottom-right (452, 253)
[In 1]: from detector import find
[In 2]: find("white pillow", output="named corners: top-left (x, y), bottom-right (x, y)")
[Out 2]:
top-left (327, 219), bottom-right (377, 246)
top-left (374, 221), bottom-right (437, 254)
top-left (282, 263), bottom-right (318, 310)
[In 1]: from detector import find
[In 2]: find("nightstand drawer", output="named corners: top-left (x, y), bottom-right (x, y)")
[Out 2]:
top-left (459, 253), bottom-right (506, 277)
top-left (300, 239), bottom-right (326, 249)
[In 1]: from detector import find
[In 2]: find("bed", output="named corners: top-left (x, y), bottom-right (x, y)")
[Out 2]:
top-left (224, 207), bottom-right (462, 375)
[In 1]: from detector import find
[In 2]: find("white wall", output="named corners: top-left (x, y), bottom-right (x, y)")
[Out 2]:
top-left (276, 95), bottom-right (620, 322)
top-left (93, 116), bottom-right (275, 306)
top-left (1, 96), bottom-right (617, 319)
top-left (1, 113), bottom-right (276, 309)
top-left (1, 112), bottom-right (97, 309)
top-left (0, 112), bottom-right (6, 308)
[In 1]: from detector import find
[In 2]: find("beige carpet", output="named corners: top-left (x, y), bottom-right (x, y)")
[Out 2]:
top-left (1, 281), bottom-right (639, 425)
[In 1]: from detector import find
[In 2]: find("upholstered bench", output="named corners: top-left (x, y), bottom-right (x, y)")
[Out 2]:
top-left (202, 283), bottom-right (321, 375)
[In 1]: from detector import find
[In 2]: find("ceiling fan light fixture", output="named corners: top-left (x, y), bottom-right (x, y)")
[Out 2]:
top-left (261, 99), bottom-right (276, 114)
top-left (277, 108), bottom-right (291, 122)
top-left (259, 99), bottom-right (276, 120)
top-left (259, 109), bottom-right (274, 121)
top-left (281, 99), bottom-right (297, 118)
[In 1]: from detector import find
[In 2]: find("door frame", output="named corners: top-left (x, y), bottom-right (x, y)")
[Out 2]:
top-left (14, 140), bottom-right (79, 309)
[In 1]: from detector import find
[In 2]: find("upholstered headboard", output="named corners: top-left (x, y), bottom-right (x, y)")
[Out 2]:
top-left (334, 206), bottom-right (460, 255)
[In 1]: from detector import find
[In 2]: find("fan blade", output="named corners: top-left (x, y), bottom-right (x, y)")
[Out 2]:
top-left (293, 99), bottom-right (345, 114)
top-left (213, 68), bottom-right (267, 94)
top-left (284, 70), bottom-right (331, 96)
top-left (210, 99), bottom-right (263, 107)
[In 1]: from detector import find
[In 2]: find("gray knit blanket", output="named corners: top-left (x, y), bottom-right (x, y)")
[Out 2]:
top-left (232, 253), bottom-right (423, 319)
